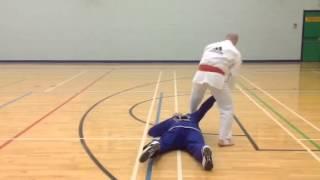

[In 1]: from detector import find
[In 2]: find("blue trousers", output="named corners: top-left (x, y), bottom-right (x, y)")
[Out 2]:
top-left (158, 128), bottom-right (205, 163)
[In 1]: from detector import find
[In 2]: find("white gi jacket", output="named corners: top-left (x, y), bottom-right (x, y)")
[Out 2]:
top-left (193, 40), bottom-right (242, 89)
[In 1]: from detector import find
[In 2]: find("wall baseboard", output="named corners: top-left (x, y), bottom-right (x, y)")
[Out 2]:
top-left (0, 59), bottom-right (302, 63)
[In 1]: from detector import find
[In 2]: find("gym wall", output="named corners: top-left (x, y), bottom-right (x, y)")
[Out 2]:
top-left (0, 0), bottom-right (319, 61)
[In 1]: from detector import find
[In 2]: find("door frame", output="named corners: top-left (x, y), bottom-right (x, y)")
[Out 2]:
top-left (301, 10), bottom-right (320, 61)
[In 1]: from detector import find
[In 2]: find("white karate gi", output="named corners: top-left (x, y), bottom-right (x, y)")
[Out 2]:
top-left (190, 40), bottom-right (241, 141)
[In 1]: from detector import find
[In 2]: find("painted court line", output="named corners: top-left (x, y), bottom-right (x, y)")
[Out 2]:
top-left (146, 92), bottom-right (163, 180)
top-left (237, 81), bottom-right (320, 150)
top-left (236, 84), bottom-right (320, 162)
top-left (0, 137), bottom-right (152, 141)
top-left (0, 92), bottom-right (32, 109)
top-left (174, 71), bottom-right (183, 180)
top-left (240, 75), bottom-right (320, 133)
top-left (86, 90), bottom-right (154, 93)
top-left (0, 72), bottom-right (110, 150)
top-left (131, 72), bottom-right (162, 180)
top-left (44, 70), bottom-right (87, 92)
top-left (299, 139), bottom-right (320, 141)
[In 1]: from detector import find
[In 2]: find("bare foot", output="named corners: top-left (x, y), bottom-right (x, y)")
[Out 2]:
top-left (218, 139), bottom-right (234, 147)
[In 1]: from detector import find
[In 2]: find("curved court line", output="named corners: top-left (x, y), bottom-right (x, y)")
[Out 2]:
top-left (129, 80), bottom-right (319, 152)
top-left (128, 94), bottom-right (247, 137)
top-left (127, 77), bottom-right (318, 153)
top-left (78, 75), bottom-right (249, 179)
top-left (78, 76), bottom-right (189, 179)
top-left (78, 81), bottom-right (162, 180)
top-left (0, 91), bottom-right (32, 110)
top-left (130, 96), bottom-right (308, 152)
top-left (240, 75), bottom-right (320, 133)
top-left (0, 71), bottom-right (110, 150)
top-left (128, 94), bottom-right (188, 126)
top-left (127, 84), bottom-right (318, 153)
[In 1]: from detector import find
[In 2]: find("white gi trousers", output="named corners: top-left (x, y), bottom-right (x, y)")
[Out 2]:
top-left (190, 75), bottom-right (234, 141)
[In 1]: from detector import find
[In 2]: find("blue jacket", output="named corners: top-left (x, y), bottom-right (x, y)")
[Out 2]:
top-left (148, 96), bottom-right (215, 137)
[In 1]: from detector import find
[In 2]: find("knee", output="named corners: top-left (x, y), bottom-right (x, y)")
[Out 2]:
top-left (219, 104), bottom-right (233, 113)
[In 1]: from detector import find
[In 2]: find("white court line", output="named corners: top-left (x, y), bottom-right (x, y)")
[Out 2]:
top-left (85, 90), bottom-right (193, 94)
top-left (174, 71), bottom-right (183, 180)
top-left (299, 139), bottom-right (320, 141)
top-left (86, 90), bottom-right (154, 93)
top-left (174, 71), bottom-right (179, 113)
top-left (130, 72), bottom-right (162, 180)
top-left (240, 75), bottom-right (320, 133)
top-left (0, 137), bottom-right (150, 141)
top-left (236, 84), bottom-right (320, 162)
top-left (44, 70), bottom-right (87, 92)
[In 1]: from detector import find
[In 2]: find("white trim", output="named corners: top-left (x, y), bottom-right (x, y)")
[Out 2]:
top-left (168, 126), bottom-right (201, 133)
top-left (130, 71), bottom-right (162, 180)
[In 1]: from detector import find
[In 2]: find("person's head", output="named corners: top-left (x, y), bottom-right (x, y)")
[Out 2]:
top-left (226, 33), bottom-right (239, 45)
top-left (172, 113), bottom-right (190, 121)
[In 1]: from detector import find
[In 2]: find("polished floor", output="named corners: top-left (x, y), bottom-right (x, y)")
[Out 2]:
top-left (0, 62), bottom-right (319, 180)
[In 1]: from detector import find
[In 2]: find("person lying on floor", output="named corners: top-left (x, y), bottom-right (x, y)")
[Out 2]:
top-left (139, 96), bottom-right (216, 170)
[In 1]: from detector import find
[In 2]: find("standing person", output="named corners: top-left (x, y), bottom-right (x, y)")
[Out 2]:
top-left (139, 96), bottom-right (216, 171)
top-left (190, 33), bottom-right (242, 147)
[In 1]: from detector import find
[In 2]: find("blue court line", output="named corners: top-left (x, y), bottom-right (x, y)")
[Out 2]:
top-left (0, 92), bottom-right (32, 109)
top-left (146, 92), bottom-right (163, 180)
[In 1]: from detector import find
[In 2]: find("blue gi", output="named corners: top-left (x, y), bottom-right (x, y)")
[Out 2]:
top-left (148, 96), bottom-right (215, 162)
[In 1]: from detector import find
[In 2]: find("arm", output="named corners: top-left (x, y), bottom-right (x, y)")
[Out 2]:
top-left (229, 52), bottom-right (242, 76)
top-left (148, 118), bottom-right (175, 137)
top-left (227, 52), bottom-right (242, 89)
top-left (192, 96), bottom-right (216, 123)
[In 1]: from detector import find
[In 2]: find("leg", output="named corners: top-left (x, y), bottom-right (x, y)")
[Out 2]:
top-left (185, 132), bottom-right (205, 162)
top-left (209, 85), bottom-right (234, 145)
top-left (139, 130), bottom-right (179, 163)
top-left (185, 131), bottom-right (213, 170)
top-left (186, 143), bottom-right (203, 163)
top-left (139, 139), bottom-right (161, 162)
top-left (158, 130), bottom-right (179, 153)
top-left (190, 82), bottom-right (207, 113)
top-left (202, 145), bottom-right (214, 170)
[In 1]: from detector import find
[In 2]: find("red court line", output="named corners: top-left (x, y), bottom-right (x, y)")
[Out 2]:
top-left (0, 71), bottom-right (110, 150)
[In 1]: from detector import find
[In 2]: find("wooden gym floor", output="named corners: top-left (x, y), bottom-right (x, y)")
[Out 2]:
top-left (0, 62), bottom-right (319, 180)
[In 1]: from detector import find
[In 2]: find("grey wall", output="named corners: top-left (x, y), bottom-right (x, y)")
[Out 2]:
top-left (0, 0), bottom-right (319, 61)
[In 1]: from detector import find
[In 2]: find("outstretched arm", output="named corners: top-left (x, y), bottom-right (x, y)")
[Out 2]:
top-left (148, 118), bottom-right (175, 137)
top-left (192, 96), bottom-right (216, 123)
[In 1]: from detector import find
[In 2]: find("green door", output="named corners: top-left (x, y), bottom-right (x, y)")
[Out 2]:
top-left (302, 11), bottom-right (320, 62)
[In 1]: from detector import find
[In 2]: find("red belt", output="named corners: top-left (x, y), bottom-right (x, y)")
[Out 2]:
top-left (198, 64), bottom-right (225, 75)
